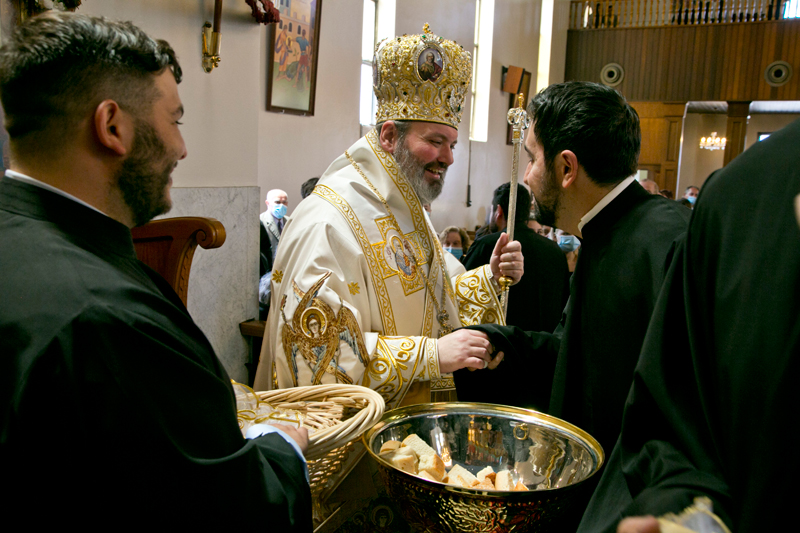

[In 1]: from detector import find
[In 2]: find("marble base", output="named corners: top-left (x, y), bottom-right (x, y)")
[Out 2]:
top-left (158, 187), bottom-right (260, 382)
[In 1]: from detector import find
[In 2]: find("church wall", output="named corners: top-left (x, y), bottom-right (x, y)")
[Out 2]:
top-left (80, 0), bottom-right (264, 189)
top-left (256, 0), bottom-right (363, 216)
top-left (677, 113), bottom-right (727, 193)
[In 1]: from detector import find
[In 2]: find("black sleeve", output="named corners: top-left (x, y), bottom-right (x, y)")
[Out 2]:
top-left (7, 304), bottom-right (312, 527)
top-left (462, 235), bottom-right (494, 271)
top-left (454, 323), bottom-right (560, 412)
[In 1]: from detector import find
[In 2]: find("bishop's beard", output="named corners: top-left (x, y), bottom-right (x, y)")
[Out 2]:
top-left (393, 140), bottom-right (447, 205)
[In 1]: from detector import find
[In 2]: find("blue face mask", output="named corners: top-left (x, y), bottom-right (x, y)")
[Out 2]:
top-left (686, 195), bottom-right (697, 205)
top-left (558, 235), bottom-right (581, 253)
top-left (446, 247), bottom-right (463, 260)
top-left (272, 203), bottom-right (288, 219)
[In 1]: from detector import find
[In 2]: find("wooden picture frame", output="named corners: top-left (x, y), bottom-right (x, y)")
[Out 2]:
top-left (266, 0), bottom-right (322, 116)
top-left (506, 69), bottom-right (532, 145)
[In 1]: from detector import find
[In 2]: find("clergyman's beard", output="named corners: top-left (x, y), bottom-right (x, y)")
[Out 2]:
top-left (116, 119), bottom-right (173, 227)
top-left (393, 140), bottom-right (447, 205)
top-left (532, 164), bottom-right (560, 228)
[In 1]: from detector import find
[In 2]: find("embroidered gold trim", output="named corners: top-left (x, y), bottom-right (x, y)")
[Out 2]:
top-left (280, 272), bottom-right (369, 387)
top-left (313, 185), bottom-right (398, 335)
top-left (455, 265), bottom-right (506, 326)
top-left (344, 148), bottom-right (453, 334)
top-left (425, 337), bottom-right (440, 383)
top-left (367, 336), bottom-right (424, 407)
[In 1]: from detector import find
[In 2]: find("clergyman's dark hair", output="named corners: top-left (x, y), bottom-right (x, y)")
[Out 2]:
top-left (0, 11), bottom-right (181, 155)
top-left (528, 81), bottom-right (640, 186)
top-left (492, 182), bottom-right (532, 229)
top-left (301, 177), bottom-right (320, 199)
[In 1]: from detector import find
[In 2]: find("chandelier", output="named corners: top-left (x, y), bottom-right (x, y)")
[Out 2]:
top-left (699, 132), bottom-right (726, 151)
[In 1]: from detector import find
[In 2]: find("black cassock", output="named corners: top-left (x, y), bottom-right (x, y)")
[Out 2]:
top-left (462, 224), bottom-right (570, 334)
top-left (455, 181), bottom-right (690, 458)
top-left (578, 118), bottom-right (800, 532)
top-left (0, 178), bottom-right (311, 528)
top-left (457, 224), bottom-right (570, 409)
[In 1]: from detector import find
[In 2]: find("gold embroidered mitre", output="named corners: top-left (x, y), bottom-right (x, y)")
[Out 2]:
top-left (373, 23), bottom-right (472, 129)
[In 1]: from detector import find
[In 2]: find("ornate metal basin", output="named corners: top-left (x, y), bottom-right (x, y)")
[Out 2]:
top-left (363, 402), bottom-right (604, 533)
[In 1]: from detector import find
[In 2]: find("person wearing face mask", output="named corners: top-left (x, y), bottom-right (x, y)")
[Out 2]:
top-left (556, 228), bottom-right (581, 272)
top-left (683, 185), bottom-right (699, 206)
top-left (259, 189), bottom-right (289, 319)
top-left (439, 225), bottom-right (471, 276)
top-left (439, 226), bottom-right (470, 260)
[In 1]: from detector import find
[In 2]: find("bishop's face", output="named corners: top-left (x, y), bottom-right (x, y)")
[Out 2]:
top-left (523, 128), bottom-right (561, 228)
top-left (392, 121), bottom-right (457, 205)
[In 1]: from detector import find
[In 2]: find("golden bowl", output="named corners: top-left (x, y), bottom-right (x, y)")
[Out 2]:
top-left (363, 402), bottom-right (604, 533)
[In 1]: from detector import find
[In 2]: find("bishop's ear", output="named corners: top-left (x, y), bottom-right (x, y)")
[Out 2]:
top-left (559, 150), bottom-right (580, 189)
top-left (378, 121), bottom-right (400, 154)
top-left (93, 99), bottom-right (132, 157)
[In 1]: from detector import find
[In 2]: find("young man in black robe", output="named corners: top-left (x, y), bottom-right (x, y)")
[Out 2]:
top-left (577, 118), bottom-right (800, 533)
top-left (457, 182), bottom-right (569, 410)
top-left (0, 13), bottom-right (310, 527)
top-left (456, 82), bottom-right (690, 465)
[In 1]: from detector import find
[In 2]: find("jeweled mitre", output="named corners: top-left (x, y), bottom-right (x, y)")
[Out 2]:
top-left (373, 24), bottom-right (472, 129)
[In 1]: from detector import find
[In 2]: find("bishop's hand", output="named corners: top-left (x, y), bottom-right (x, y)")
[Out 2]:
top-left (437, 329), bottom-right (503, 374)
top-left (490, 233), bottom-right (523, 285)
top-left (617, 516), bottom-right (660, 533)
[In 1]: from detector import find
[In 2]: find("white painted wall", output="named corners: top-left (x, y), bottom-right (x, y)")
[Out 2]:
top-left (257, 0), bottom-right (363, 214)
top-left (80, 0), bottom-right (264, 188)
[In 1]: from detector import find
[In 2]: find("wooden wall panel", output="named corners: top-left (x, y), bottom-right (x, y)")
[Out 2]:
top-left (565, 20), bottom-right (800, 102)
top-left (630, 102), bottom-right (686, 194)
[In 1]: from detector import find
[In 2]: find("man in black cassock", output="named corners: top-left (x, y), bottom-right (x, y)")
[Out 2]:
top-left (457, 182), bottom-right (569, 410)
top-left (577, 118), bottom-right (800, 533)
top-left (456, 82), bottom-right (690, 466)
top-left (0, 13), bottom-right (310, 527)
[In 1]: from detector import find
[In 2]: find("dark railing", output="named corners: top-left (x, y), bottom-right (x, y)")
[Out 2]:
top-left (570, 0), bottom-right (796, 29)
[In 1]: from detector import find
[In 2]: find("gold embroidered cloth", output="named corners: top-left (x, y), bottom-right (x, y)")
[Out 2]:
top-left (253, 130), bottom-right (504, 409)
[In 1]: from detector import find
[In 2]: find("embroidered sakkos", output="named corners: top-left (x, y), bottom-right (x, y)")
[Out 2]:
top-left (253, 129), bottom-right (504, 409)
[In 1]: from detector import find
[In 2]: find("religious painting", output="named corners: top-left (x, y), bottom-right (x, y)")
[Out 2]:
top-left (384, 234), bottom-right (417, 280)
top-left (266, 0), bottom-right (322, 116)
top-left (301, 307), bottom-right (326, 339)
top-left (417, 46), bottom-right (443, 82)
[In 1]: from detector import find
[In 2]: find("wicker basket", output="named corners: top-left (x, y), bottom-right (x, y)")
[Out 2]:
top-left (237, 383), bottom-right (385, 527)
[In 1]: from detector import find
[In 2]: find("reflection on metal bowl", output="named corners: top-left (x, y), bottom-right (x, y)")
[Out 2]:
top-left (363, 403), bottom-right (604, 533)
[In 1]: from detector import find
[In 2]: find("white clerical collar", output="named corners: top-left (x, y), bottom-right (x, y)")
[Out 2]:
top-left (4, 169), bottom-right (108, 217)
top-left (577, 176), bottom-right (636, 233)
